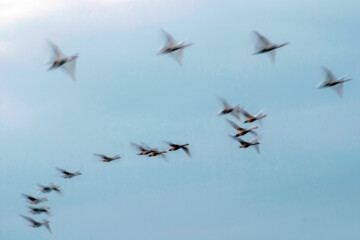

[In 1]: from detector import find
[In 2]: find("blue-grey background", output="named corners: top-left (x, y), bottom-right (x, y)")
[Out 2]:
top-left (0, 0), bottom-right (359, 239)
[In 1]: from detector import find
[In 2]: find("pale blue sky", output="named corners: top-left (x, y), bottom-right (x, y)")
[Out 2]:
top-left (1, 0), bottom-right (360, 239)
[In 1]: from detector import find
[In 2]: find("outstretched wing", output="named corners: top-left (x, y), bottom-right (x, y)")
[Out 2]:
top-left (60, 55), bottom-right (78, 81)
top-left (254, 31), bottom-right (271, 50)
top-left (241, 110), bottom-right (253, 118)
top-left (20, 215), bottom-right (37, 224)
top-left (43, 221), bottom-right (52, 233)
top-left (47, 40), bottom-right (64, 63)
top-left (323, 67), bottom-right (336, 83)
top-left (181, 146), bottom-right (191, 157)
top-left (94, 153), bottom-right (108, 159)
top-left (226, 119), bottom-right (242, 130)
top-left (333, 82), bottom-right (343, 97)
top-left (161, 29), bottom-right (177, 48)
top-left (218, 97), bottom-right (230, 108)
top-left (169, 48), bottom-right (184, 66)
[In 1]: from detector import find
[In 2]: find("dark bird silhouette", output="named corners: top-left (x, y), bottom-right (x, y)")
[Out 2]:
top-left (158, 29), bottom-right (193, 66)
top-left (226, 119), bottom-right (258, 137)
top-left (148, 150), bottom-right (167, 160)
top-left (166, 142), bottom-right (191, 157)
top-left (242, 109), bottom-right (267, 124)
top-left (22, 194), bottom-right (48, 205)
top-left (56, 168), bottom-right (81, 178)
top-left (230, 136), bottom-right (260, 154)
top-left (20, 215), bottom-right (51, 233)
top-left (37, 184), bottom-right (62, 195)
top-left (131, 142), bottom-right (154, 155)
top-left (47, 40), bottom-right (79, 80)
top-left (317, 67), bottom-right (351, 97)
top-left (218, 97), bottom-right (242, 121)
top-left (28, 206), bottom-right (51, 216)
top-left (94, 153), bottom-right (121, 162)
top-left (253, 31), bottom-right (288, 62)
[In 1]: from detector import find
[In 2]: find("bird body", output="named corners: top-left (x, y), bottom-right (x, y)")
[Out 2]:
top-left (56, 168), bottom-right (81, 178)
top-left (317, 67), bottom-right (351, 97)
top-left (158, 30), bottom-right (192, 65)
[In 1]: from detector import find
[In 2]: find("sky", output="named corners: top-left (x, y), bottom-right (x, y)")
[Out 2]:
top-left (1, 0), bottom-right (360, 239)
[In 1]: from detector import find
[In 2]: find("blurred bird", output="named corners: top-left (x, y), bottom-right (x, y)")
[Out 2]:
top-left (317, 67), bottom-right (351, 97)
top-left (131, 143), bottom-right (153, 155)
top-left (22, 194), bottom-right (48, 205)
top-left (231, 136), bottom-right (260, 154)
top-left (253, 31), bottom-right (288, 62)
top-left (28, 206), bottom-right (51, 216)
top-left (38, 184), bottom-right (62, 195)
top-left (20, 215), bottom-right (51, 233)
top-left (226, 119), bottom-right (258, 137)
top-left (158, 29), bottom-right (193, 66)
top-left (166, 142), bottom-right (191, 157)
top-left (148, 150), bottom-right (167, 160)
top-left (56, 168), bottom-right (81, 179)
top-left (47, 40), bottom-right (79, 80)
top-left (242, 109), bottom-right (267, 124)
top-left (218, 97), bottom-right (242, 121)
top-left (94, 153), bottom-right (121, 162)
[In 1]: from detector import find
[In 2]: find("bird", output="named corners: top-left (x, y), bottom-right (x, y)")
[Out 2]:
top-left (226, 119), bottom-right (258, 137)
top-left (21, 194), bottom-right (48, 205)
top-left (47, 40), bottom-right (79, 80)
top-left (158, 29), bottom-right (193, 66)
top-left (56, 168), bottom-right (81, 179)
top-left (28, 206), bottom-right (51, 216)
top-left (94, 153), bottom-right (121, 162)
top-left (230, 136), bottom-right (260, 154)
top-left (20, 215), bottom-right (51, 233)
top-left (253, 31), bottom-right (288, 62)
top-left (148, 150), bottom-right (167, 160)
top-left (37, 184), bottom-right (62, 194)
top-left (241, 109), bottom-right (267, 124)
top-left (131, 143), bottom-right (154, 155)
top-left (166, 142), bottom-right (191, 157)
top-left (317, 67), bottom-right (351, 97)
top-left (218, 97), bottom-right (242, 121)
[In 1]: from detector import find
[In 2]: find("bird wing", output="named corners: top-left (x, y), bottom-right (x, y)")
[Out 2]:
top-left (254, 31), bottom-right (271, 49)
top-left (253, 144), bottom-right (260, 154)
top-left (241, 110), bottom-right (253, 118)
top-left (60, 55), bottom-right (78, 81)
top-left (56, 168), bottom-right (70, 175)
top-left (48, 40), bottom-right (64, 62)
top-left (94, 153), bottom-right (108, 159)
top-left (43, 221), bottom-right (52, 233)
top-left (162, 29), bottom-right (177, 48)
top-left (333, 82), bottom-right (343, 97)
top-left (323, 67), bottom-right (336, 83)
top-left (226, 119), bottom-right (242, 130)
top-left (219, 97), bottom-right (231, 108)
top-left (181, 146), bottom-right (191, 157)
top-left (20, 215), bottom-right (37, 224)
top-left (169, 48), bottom-right (184, 66)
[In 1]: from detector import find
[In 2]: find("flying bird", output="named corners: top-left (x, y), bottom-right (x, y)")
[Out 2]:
top-left (37, 184), bottom-right (62, 195)
top-left (28, 206), bottom-right (51, 216)
top-left (242, 109), bottom-right (267, 124)
top-left (94, 153), bottom-right (121, 162)
top-left (20, 215), bottom-right (51, 233)
top-left (148, 150), bottom-right (167, 161)
top-left (131, 143), bottom-right (154, 155)
top-left (253, 31), bottom-right (288, 62)
top-left (226, 119), bottom-right (258, 137)
top-left (230, 136), bottom-right (260, 154)
top-left (56, 168), bottom-right (81, 179)
top-left (317, 67), bottom-right (351, 97)
top-left (47, 40), bottom-right (79, 80)
top-left (166, 142), bottom-right (191, 157)
top-left (218, 97), bottom-right (242, 121)
top-left (158, 30), bottom-right (193, 66)
top-left (22, 194), bottom-right (48, 205)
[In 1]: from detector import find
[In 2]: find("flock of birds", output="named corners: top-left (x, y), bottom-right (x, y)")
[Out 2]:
top-left (18, 29), bottom-right (351, 233)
